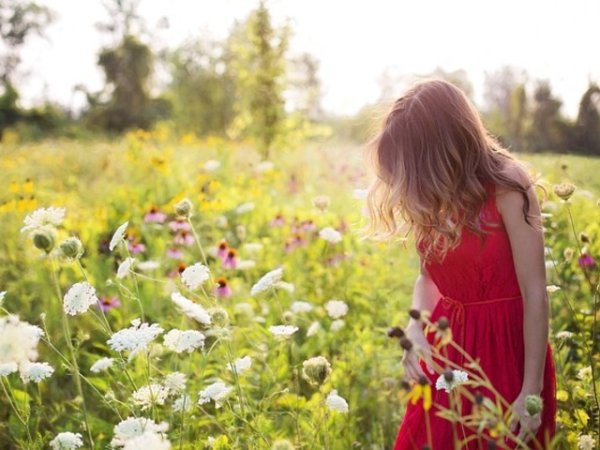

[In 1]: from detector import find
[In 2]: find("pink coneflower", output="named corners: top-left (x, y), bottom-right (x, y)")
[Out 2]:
top-left (169, 219), bottom-right (190, 232)
top-left (269, 213), bottom-right (286, 227)
top-left (128, 240), bottom-right (146, 254)
top-left (166, 247), bottom-right (184, 259)
top-left (301, 219), bottom-right (317, 232)
top-left (168, 262), bottom-right (188, 278)
top-left (222, 248), bottom-right (238, 269)
top-left (144, 206), bottom-right (167, 224)
top-left (290, 216), bottom-right (301, 233)
top-left (174, 230), bottom-right (194, 246)
top-left (284, 234), bottom-right (306, 253)
top-left (216, 239), bottom-right (229, 259)
top-left (579, 254), bottom-right (596, 267)
top-left (214, 277), bottom-right (232, 298)
top-left (98, 296), bottom-right (121, 312)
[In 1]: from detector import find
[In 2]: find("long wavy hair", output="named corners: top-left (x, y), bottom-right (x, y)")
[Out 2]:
top-left (359, 78), bottom-right (541, 264)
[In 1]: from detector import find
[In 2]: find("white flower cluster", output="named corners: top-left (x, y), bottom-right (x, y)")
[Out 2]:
top-left (227, 355), bottom-right (252, 374)
top-left (107, 319), bottom-right (164, 361)
top-left (435, 370), bottom-right (469, 393)
top-left (132, 384), bottom-right (170, 410)
top-left (163, 329), bottom-right (205, 353)
top-left (180, 263), bottom-right (211, 290)
top-left (90, 357), bottom-right (115, 373)
top-left (19, 361), bottom-right (54, 383)
top-left (111, 417), bottom-right (170, 448)
top-left (170, 292), bottom-right (211, 325)
top-left (324, 299), bottom-right (348, 319)
top-left (117, 257), bottom-right (136, 279)
top-left (269, 325), bottom-right (298, 339)
top-left (21, 207), bottom-right (66, 234)
top-left (326, 389), bottom-right (348, 413)
top-left (49, 432), bottom-right (83, 449)
top-left (198, 380), bottom-right (233, 408)
top-left (319, 227), bottom-right (342, 243)
top-left (250, 267), bottom-right (284, 296)
top-left (63, 281), bottom-right (99, 316)
top-left (290, 301), bottom-right (313, 313)
top-left (109, 221), bottom-right (129, 252)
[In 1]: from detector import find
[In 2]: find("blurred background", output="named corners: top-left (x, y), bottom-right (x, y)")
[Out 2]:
top-left (2, 0), bottom-right (600, 155)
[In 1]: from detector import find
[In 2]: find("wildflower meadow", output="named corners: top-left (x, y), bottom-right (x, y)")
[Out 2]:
top-left (0, 130), bottom-right (599, 449)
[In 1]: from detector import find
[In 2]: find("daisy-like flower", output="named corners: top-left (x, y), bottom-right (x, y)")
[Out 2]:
top-left (107, 319), bottom-right (164, 361)
top-left (435, 369), bottom-right (469, 393)
top-left (163, 372), bottom-right (187, 394)
top-left (117, 257), bottom-right (136, 279)
top-left (172, 394), bottom-right (192, 412)
top-left (174, 230), bottom-right (194, 246)
top-left (21, 207), bottom-right (66, 233)
top-left (409, 375), bottom-right (432, 411)
top-left (214, 277), bottom-right (232, 298)
top-left (132, 384), bottom-right (170, 410)
top-left (109, 221), bottom-right (129, 251)
top-left (163, 329), bottom-right (205, 353)
top-left (319, 226), bottom-right (342, 243)
top-left (198, 380), bottom-right (233, 408)
top-left (269, 213), bottom-right (285, 227)
top-left (98, 296), bottom-right (121, 312)
top-left (49, 432), bottom-right (84, 450)
top-left (181, 263), bottom-right (211, 290)
top-left (250, 267), bottom-right (284, 296)
top-left (19, 361), bottom-right (54, 383)
top-left (63, 281), bottom-right (99, 316)
top-left (111, 417), bottom-right (169, 448)
top-left (291, 301), bottom-right (313, 313)
top-left (0, 315), bottom-right (44, 375)
top-left (269, 324), bottom-right (298, 339)
top-left (143, 207), bottom-right (167, 224)
top-left (166, 247), bottom-right (184, 259)
top-left (326, 389), bottom-right (349, 413)
top-left (221, 248), bottom-right (238, 269)
top-left (227, 356), bottom-right (252, 374)
top-left (170, 292), bottom-right (212, 325)
top-left (90, 357), bottom-right (115, 373)
top-left (169, 219), bottom-right (190, 232)
top-left (324, 299), bottom-right (348, 319)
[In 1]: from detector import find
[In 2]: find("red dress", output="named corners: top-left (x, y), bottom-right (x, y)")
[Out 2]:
top-left (393, 182), bottom-right (557, 450)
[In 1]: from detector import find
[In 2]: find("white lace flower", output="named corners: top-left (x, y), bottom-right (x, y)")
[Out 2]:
top-left (0, 315), bottom-right (44, 372)
top-left (227, 356), bottom-right (252, 374)
top-left (273, 281), bottom-right (295, 293)
top-left (109, 221), bottom-right (129, 251)
top-left (250, 267), bottom-right (284, 296)
top-left (172, 394), bottom-right (192, 412)
top-left (325, 299), bottom-right (348, 319)
top-left (21, 207), bottom-right (66, 233)
top-left (236, 259), bottom-right (256, 270)
top-left (269, 325), bottom-right (298, 339)
top-left (63, 282), bottom-right (99, 316)
top-left (330, 319), bottom-right (345, 331)
top-left (132, 384), bottom-right (170, 410)
top-left (319, 227), bottom-right (342, 243)
top-left (137, 260), bottom-right (160, 271)
top-left (546, 285), bottom-right (561, 293)
top-left (163, 329), bottom-right (205, 353)
top-left (180, 263), bottom-right (210, 290)
top-left (555, 330), bottom-right (574, 340)
top-left (170, 292), bottom-right (212, 325)
top-left (435, 370), bottom-right (469, 392)
top-left (90, 357), bottom-right (115, 373)
top-left (163, 372), bottom-right (187, 394)
top-left (198, 381), bottom-right (233, 408)
top-left (20, 361), bottom-right (54, 383)
top-left (107, 319), bottom-right (164, 361)
top-left (49, 431), bottom-right (84, 449)
top-left (291, 301), bottom-right (313, 313)
top-left (111, 417), bottom-right (169, 447)
top-left (117, 257), bottom-right (136, 279)
top-left (326, 389), bottom-right (348, 413)
top-left (578, 434), bottom-right (596, 450)
top-left (306, 321), bottom-right (321, 337)
top-left (123, 432), bottom-right (171, 450)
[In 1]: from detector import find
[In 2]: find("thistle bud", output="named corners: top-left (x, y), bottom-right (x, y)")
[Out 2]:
top-left (208, 307), bottom-right (229, 327)
top-left (409, 309), bottom-right (421, 320)
top-left (580, 232), bottom-right (590, 243)
top-left (301, 356), bottom-right (332, 386)
top-left (525, 394), bottom-right (543, 416)
top-left (437, 316), bottom-right (449, 331)
top-left (281, 310), bottom-right (294, 324)
top-left (399, 337), bottom-right (413, 351)
top-left (387, 326), bottom-right (405, 339)
top-left (475, 390), bottom-right (484, 405)
top-left (59, 237), bottom-right (84, 260)
top-left (443, 369), bottom-right (454, 383)
top-left (32, 228), bottom-right (55, 253)
top-left (313, 195), bottom-right (331, 212)
top-left (174, 198), bottom-right (193, 218)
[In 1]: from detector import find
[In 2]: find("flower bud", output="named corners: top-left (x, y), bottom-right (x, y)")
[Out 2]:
top-left (553, 183), bottom-right (576, 201)
top-left (33, 228), bottom-right (55, 253)
top-left (59, 237), bottom-right (84, 260)
top-left (301, 356), bottom-right (332, 386)
top-left (475, 390), bottom-right (484, 405)
top-left (525, 394), bottom-right (543, 416)
top-left (443, 369), bottom-right (454, 383)
top-left (313, 195), bottom-right (331, 212)
top-left (281, 310), bottom-right (294, 324)
top-left (208, 307), bottom-right (229, 327)
top-left (580, 232), bottom-right (590, 243)
top-left (174, 198), bottom-right (193, 218)
top-left (409, 309), bottom-right (421, 320)
top-left (399, 337), bottom-right (413, 351)
top-left (387, 326), bottom-right (405, 339)
top-left (437, 316), bottom-right (449, 331)
top-left (418, 375), bottom-right (429, 386)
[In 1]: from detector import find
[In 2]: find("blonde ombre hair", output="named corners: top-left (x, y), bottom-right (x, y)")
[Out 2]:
top-left (360, 78), bottom-right (538, 263)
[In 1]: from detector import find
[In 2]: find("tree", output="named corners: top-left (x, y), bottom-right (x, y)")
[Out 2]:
top-left (527, 80), bottom-right (571, 152)
top-left (227, 0), bottom-right (289, 158)
top-left (573, 83), bottom-right (600, 155)
top-left (286, 52), bottom-right (323, 121)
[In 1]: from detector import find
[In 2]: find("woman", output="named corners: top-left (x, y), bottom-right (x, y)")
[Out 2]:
top-left (362, 79), bottom-right (557, 449)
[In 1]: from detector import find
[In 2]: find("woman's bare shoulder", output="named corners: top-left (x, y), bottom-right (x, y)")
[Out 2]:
top-left (494, 161), bottom-right (538, 217)
top-left (495, 161), bottom-right (533, 197)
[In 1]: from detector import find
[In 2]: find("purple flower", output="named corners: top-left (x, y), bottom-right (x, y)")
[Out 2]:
top-left (128, 241), bottom-right (146, 254)
top-left (579, 254), bottom-right (596, 267)
top-left (98, 296), bottom-right (121, 312)
top-left (166, 247), bottom-right (184, 259)
top-left (214, 277), bottom-right (232, 298)
top-left (221, 249), bottom-right (238, 269)
top-left (144, 207), bottom-right (167, 224)
top-left (169, 219), bottom-right (191, 232)
top-left (269, 213), bottom-right (285, 227)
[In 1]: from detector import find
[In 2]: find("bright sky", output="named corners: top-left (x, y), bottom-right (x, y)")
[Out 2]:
top-left (18, 0), bottom-right (600, 118)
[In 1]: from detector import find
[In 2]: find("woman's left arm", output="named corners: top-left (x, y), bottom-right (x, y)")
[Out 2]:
top-left (497, 175), bottom-right (549, 396)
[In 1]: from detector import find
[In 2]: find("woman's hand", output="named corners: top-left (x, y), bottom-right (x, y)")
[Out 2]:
top-left (401, 323), bottom-right (435, 382)
top-left (506, 391), bottom-right (542, 446)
